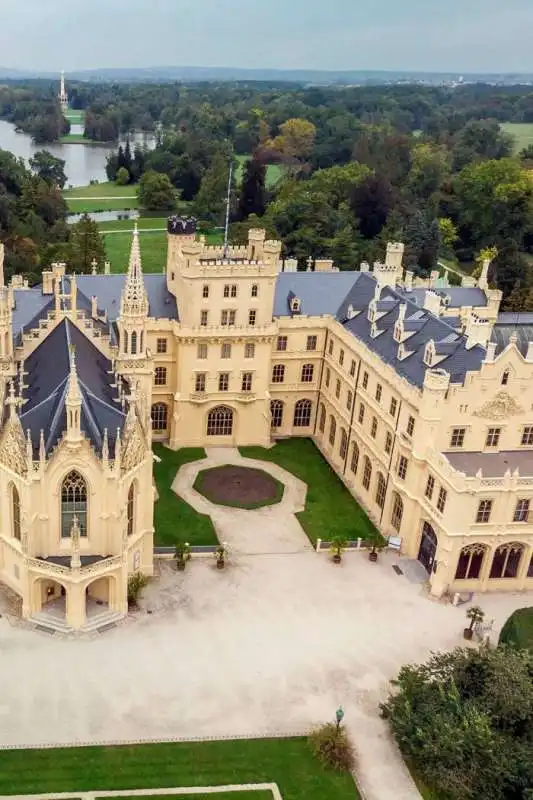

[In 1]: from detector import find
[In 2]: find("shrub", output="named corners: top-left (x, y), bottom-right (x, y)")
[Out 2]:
top-left (127, 572), bottom-right (148, 606)
top-left (308, 723), bottom-right (354, 772)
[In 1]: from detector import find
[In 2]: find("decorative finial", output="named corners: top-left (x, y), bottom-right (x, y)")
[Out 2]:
top-left (102, 427), bottom-right (109, 464)
top-left (39, 429), bottom-right (46, 463)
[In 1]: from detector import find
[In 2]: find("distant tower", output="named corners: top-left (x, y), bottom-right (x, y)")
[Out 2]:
top-left (58, 70), bottom-right (69, 111)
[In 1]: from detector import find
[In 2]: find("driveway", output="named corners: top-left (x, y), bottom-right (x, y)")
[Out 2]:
top-left (0, 448), bottom-right (530, 800)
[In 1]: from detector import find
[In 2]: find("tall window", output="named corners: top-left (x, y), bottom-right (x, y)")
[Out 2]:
top-left (335, 379), bottom-right (341, 399)
top-left (294, 399), bottom-right (312, 428)
top-left (218, 373), bottom-right (229, 391)
top-left (407, 416), bottom-right (415, 436)
top-left (10, 484), bottom-right (20, 541)
top-left (241, 372), bottom-right (253, 392)
top-left (350, 442), bottom-right (359, 475)
top-left (328, 340), bottom-right (334, 356)
top-left (156, 338), bottom-right (167, 354)
top-left (130, 331), bottom-right (138, 355)
top-left (476, 499), bottom-right (492, 523)
top-left (391, 493), bottom-right (403, 532)
top-left (319, 403), bottom-right (326, 433)
top-left (397, 455), bottom-right (408, 480)
top-left (376, 473), bottom-right (386, 509)
top-left (127, 483), bottom-right (135, 536)
top-left (200, 310), bottom-right (208, 326)
top-left (362, 371), bottom-right (369, 390)
top-left (339, 349), bottom-right (344, 366)
top-left (485, 427), bottom-right (501, 447)
top-left (350, 360), bottom-right (356, 377)
top-left (436, 487), bottom-right (447, 513)
top-left (501, 370), bottom-right (509, 385)
top-left (221, 309), bottom-right (237, 326)
top-left (455, 544), bottom-right (486, 580)
top-left (277, 336), bottom-right (287, 351)
top-left (371, 417), bottom-right (378, 439)
top-left (328, 415), bottom-right (337, 446)
top-left (339, 428), bottom-right (348, 460)
top-left (61, 471), bottom-right (88, 538)
top-left (514, 499), bottom-right (530, 522)
top-left (221, 342), bottom-right (232, 359)
top-left (521, 426), bottom-right (533, 445)
top-left (244, 343), bottom-right (255, 359)
top-left (248, 309), bottom-right (257, 326)
top-left (271, 400), bottom-right (284, 429)
top-left (306, 335), bottom-right (317, 351)
top-left (207, 406), bottom-right (233, 436)
top-left (325, 368), bottom-right (330, 388)
top-left (154, 367), bottom-right (167, 386)
top-left (202, 284), bottom-right (209, 298)
top-left (151, 403), bottom-right (168, 432)
top-left (358, 403), bottom-right (365, 424)
top-left (272, 364), bottom-right (285, 383)
top-left (195, 373), bottom-right (206, 392)
top-left (375, 383), bottom-right (382, 402)
top-left (450, 428), bottom-right (466, 448)
top-left (301, 364), bottom-right (314, 383)
top-left (362, 456), bottom-right (372, 490)
top-left (251, 284), bottom-right (258, 298)
top-left (490, 543), bottom-right (523, 579)
top-left (385, 431), bottom-right (393, 455)
top-left (389, 397), bottom-right (397, 417)
top-left (197, 343), bottom-right (208, 359)
top-left (346, 390), bottom-right (353, 411)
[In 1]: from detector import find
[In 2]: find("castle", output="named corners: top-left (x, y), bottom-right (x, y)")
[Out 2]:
top-left (0, 219), bottom-right (532, 631)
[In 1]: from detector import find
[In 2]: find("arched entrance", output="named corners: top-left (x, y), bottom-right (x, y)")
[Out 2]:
top-left (32, 578), bottom-right (67, 622)
top-left (85, 576), bottom-right (114, 619)
top-left (418, 521), bottom-right (438, 573)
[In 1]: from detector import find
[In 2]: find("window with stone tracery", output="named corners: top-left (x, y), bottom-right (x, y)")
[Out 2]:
top-left (151, 403), bottom-right (168, 432)
top-left (61, 471), bottom-right (88, 538)
top-left (489, 543), bottom-right (524, 579)
top-left (10, 484), bottom-right (20, 541)
top-left (455, 544), bottom-right (486, 580)
top-left (127, 483), bottom-right (135, 536)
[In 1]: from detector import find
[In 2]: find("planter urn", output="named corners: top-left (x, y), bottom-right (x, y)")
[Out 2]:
top-left (369, 549), bottom-right (378, 563)
top-left (463, 627), bottom-right (473, 641)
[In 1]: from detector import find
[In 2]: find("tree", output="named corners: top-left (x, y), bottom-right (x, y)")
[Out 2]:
top-left (270, 118), bottom-right (316, 161)
top-left (404, 211), bottom-right (441, 274)
top-left (116, 167), bottom-right (130, 186)
top-left (237, 157), bottom-right (266, 220)
top-left (351, 175), bottom-right (395, 239)
top-left (29, 151), bottom-right (67, 189)
top-left (68, 213), bottom-right (106, 274)
top-left (407, 143), bottom-right (449, 203)
top-left (382, 645), bottom-right (533, 800)
top-left (438, 217), bottom-right (459, 257)
top-left (194, 154), bottom-right (232, 223)
top-left (229, 214), bottom-right (278, 245)
top-left (452, 119), bottom-right (514, 172)
top-left (491, 240), bottom-right (531, 300)
top-left (138, 170), bottom-right (176, 213)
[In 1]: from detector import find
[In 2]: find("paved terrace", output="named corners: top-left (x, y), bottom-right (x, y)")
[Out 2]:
top-left (0, 448), bottom-right (530, 800)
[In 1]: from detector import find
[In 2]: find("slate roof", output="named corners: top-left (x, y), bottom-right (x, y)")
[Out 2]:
top-left (401, 286), bottom-right (488, 309)
top-left (273, 271), bottom-right (360, 317)
top-left (20, 318), bottom-right (125, 457)
top-left (444, 450), bottom-right (533, 477)
top-left (492, 312), bottom-right (533, 357)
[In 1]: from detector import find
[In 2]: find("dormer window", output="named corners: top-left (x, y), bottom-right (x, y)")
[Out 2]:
top-left (347, 304), bottom-right (355, 319)
top-left (397, 343), bottom-right (406, 361)
top-left (368, 300), bottom-right (376, 323)
top-left (424, 340), bottom-right (435, 367)
top-left (290, 296), bottom-right (301, 313)
top-left (501, 370), bottom-right (509, 386)
top-left (394, 322), bottom-right (403, 343)
top-left (371, 322), bottom-right (379, 338)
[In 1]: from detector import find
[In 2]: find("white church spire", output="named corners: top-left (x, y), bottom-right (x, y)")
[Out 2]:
top-left (120, 224), bottom-right (148, 318)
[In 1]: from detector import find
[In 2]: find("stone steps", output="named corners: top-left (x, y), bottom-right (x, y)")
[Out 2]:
top-left (31, 609), bottom-right (123, 634)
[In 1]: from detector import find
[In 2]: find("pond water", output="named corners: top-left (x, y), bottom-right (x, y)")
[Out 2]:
top-left (0, 119), bottom-right (155, 187)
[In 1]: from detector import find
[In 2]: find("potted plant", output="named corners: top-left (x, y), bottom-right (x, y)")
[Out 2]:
top-left (369, 544), bottom-right (383, 563)
top-left (464, 605), bottom-right (484, 640)
top-left (330, 536), bottom-right (347, 564)
top-left (214, 542), bottom-right (229, 570)
top-left (175, 541), bottom-right (191, 571)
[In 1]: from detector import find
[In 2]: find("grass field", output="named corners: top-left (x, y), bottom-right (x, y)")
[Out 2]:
top-left (501, 122), bottom-right (533, 154)
top-left (114, 793), bottom-right (274, 799)
top-left (0, 738), bottom-right (358, 799)
top-left (152, 444), bottom-right (218, 546)
top-left (235, 155), bottom-right (285, 189)
top-left (64, 109), bottom-right (85, 125)
top-left (64, 182), bottom-right (138, 198)
top-left (240, 438), bottom-right (382, 545)
top-left (64, 182), bottom-right (139, 212)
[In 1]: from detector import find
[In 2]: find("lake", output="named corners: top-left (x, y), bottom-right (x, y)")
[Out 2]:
top-left (0, 119), bottom-right (155, 187)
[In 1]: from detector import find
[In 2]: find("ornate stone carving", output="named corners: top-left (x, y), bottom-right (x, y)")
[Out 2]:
top-left (473, 391), bottom-right (524, 421)
top-left (121, 405), bottom-right (147, 474)
top-left (0, 416), bottom-right (28, 475)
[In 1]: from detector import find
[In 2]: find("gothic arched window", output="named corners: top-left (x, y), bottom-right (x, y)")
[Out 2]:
top-left (270, 400), bottom-right (284, 429)
top-left (127, 482), bottom-right (136, 536)
top-left (131, 331), bottom-right (138, 355)
top-left (151, 403), bottom-right (168, 432)
top-left (10, 484), bottom-right (20, 541)
top-left (61, 471), bottom-right (88, 538)
top-left (294, 399), bottom-right (312, 427)
top-left (207, 406), bottom-right (233, 436)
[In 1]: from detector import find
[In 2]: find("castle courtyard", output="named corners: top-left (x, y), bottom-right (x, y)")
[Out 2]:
top-left (0, 449), bottom-right (530, 800)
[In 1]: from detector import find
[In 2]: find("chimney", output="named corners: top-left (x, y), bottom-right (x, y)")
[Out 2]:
top-left (465, 312), bottom-right (492, 350)
top-left (398, 302), bottom-right (406, 323)
top-left (42, 270), bottom-right (54, 295)
top-left (484, 341), bottom-right (497, 362)
top-left (423, 290), bottom-right (442, 317)
top-left (478, 257), bottom-right (492, 290)
top-left (314, 258), bottom-right (335, 273)
top-left (404, 270), bottom-right (413, 291)
top-left (360, 261), bottom-right (370, 273)
top-left (429, 270), bottom-right (439, 288)
top-left (91, 296), bottom-right (98, 319)
top-left (104, 261), bottom-right (111, 275)
top-left (283, 258), bottom-right (298, 273)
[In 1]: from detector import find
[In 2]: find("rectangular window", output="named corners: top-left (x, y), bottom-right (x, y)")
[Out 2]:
top-left (200, 310), bottom-right (208, 327)
top-left (154, 367), bottom-right (167, 386)
top-left (301, 364), bottom-right (314, 383)
top-left (218, 372), bottom-right (229, 392)
top-left (521, 426), bottom-right (533, 445)
top-left (325, 368), bottom-right (330, 388)
top-left (202, 284), bottom-right (209, 298)
top-left (231, 284), bottom-right (237, 298)
top-left (397, 455), bottom-right (408, 480)
top-left (223, 284), bottom-right (235, 298)
top-left (229, 310), bottom-right (236, 325)
top-left (195, 373), bottom-right (206, 392)
top-left (221, 342), bottom-right (231, 359)
top-left (385, 431), bottom-right (393, 455)
top-left (221, 310), bottom-right (228, 326)
top-left (328, 339), bottom-right (334, 356)
top-left (514, 499), bottom-right (530, 522)
top-left (335, 379), bottom-right (341, 399)
top-left (485, 427), bottom-right (501, 447)
top-left (389, 397), bottom-right (397, 417)
top-left (407, 415), bottom-right (415, 437)
top-left (251, 284), bottom-right (258, 298)
top-left (358, 403), bottom-right (365, 424)
top-left (346, 390), bottom-right (353, 411)
top-left (371, 417), bottom-right (378, 438)
top-left (450, 427), bottom-right (466, 448)
top-left (306, 335), bottom-right (317, 351)
top-left (362, 371), bottom-right (369, 390)
top-left (156, 338), bottom-right (167, 354)
top-left (339, 348), bottom-right (345, 366)
top-left (277, 336), bottom-right (287, 352)
top-left (436, 487), bottom-right (447, 513)
top-left (350, 360), bottom-right (356, 377)
top-left (425, 474), bottom-right (435, 500)
top-left (476, 499), bottom-right (493, 523)
top-left (248, 309), bottom-right (257, 326)
top-left (375, 383), bottom-right (382, 402)
top-left (272, 364), bottom-right (285, 383)
top-left (197, 342), bottom-right (207, 359)
top-left (242, 372), bottom-right (253, 392)
top-left (244, 342), bottom-right (255, 359)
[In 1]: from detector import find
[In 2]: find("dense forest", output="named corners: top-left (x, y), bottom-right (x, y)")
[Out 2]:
top-left (2, 79), bottom-right (533, 306)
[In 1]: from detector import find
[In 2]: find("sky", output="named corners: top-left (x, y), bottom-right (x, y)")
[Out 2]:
top-left (1, 0), bottom-right (533, 74)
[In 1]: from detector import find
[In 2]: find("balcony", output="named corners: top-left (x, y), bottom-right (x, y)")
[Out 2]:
top-left (189, 391), bottom-right (257, 404)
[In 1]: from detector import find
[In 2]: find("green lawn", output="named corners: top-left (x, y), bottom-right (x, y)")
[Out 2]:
top-left (98, 217), bottom-right (166, 232)
top-left (235, 155), bottom-right (285, 189)
top-left (64, 110), bottom-right (85, 125)
top-left (193, 466), bottom-right (285, 510)
top-left (499, 606), bottom-right (533, 650)
top-left (117, 793), bottom-right (273, 799)
top-left (64, 182), bottom-right (138, 198)
top-left (0, 738), bottom-right (358, 799)
top-left (68, 197), bottom-right (139, 212)
top-left (61, 134), bottom-right (94, 144)
top-left (152, 444), bottom-right (218, 546)
top-left (501, 122), bottom-right (533, 154)
top-left (239, 438), bottom-right (382, 545)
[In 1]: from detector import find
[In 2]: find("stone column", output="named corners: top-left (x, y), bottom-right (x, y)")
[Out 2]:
top-left (66, 583), bottom-right (86, 629)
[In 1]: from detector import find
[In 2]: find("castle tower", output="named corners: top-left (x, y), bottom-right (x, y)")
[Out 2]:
top-left (0, 280), bottom-right (14, 372)
top-left (58, 70), bottom-right (69, 111)
top-left (118, 225), bottom-right (149, 360)
top-left (166, 216), bottom-right (200, 299)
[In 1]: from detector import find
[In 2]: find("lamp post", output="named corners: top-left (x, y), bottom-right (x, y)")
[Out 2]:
top-left (335, 706), bottom-right (344, 732)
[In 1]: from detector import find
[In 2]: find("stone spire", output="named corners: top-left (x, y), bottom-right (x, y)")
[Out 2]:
top-left (120, 225), bottom-right (148, 318)
top-left (65, 345), bottom-right (82, 442)
top-left (70, 515), bottom-right (81, 569)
